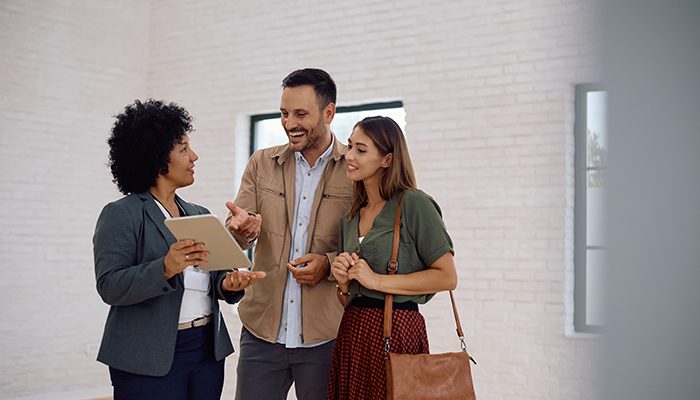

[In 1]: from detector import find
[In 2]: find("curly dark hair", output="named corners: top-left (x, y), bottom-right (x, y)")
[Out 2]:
top-left (107, 99), bottom-right (193, 194)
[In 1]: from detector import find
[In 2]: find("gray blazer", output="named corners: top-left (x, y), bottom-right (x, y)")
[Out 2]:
top-left (93, 192), bottom-right (243, 376)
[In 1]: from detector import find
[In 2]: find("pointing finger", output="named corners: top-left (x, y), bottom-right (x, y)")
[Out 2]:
top-left (225, 201), bottom-right (240, 214)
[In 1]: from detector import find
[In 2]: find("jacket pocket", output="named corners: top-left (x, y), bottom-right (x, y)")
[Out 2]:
top-left (258, 182), bottom-right (286, 237)
top-left (312, 189), bottom-right (353, 239)
top-left (260, 185), bottom-right (285, 198)
top-left (321, 192), bottom-right (352, 200)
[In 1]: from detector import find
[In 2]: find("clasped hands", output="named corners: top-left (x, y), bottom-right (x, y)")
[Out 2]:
top-left (331, 252), bottom-right (381, 291)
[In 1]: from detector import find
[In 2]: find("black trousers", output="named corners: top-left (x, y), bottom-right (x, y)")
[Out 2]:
top-left (109, 324), bottom-right (224, 400)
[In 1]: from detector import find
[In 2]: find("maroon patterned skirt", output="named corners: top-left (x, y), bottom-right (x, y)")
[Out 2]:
top-left (327, 297), bottom-right (429, 400)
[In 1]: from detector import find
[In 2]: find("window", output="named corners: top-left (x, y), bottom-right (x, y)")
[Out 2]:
top-left (250, 101), bottom-right (405, 154)
top-left (574, 84), bottom-right (607, 333)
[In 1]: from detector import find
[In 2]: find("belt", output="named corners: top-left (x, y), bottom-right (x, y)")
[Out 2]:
top-left (177, 315), bottom-right (212, 331)
top-left (349, 296), bottom-right (419, 311)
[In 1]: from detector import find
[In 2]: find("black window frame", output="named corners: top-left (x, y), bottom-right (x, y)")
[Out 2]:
top-left (249, 101), bottom-right (404, 156)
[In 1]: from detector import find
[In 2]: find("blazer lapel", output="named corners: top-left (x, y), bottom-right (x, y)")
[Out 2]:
top-left (175, 194), bottom-right (202, 217)
top-left (138, 192), bottom-right (184, 285)
top-left (138, 192), bottom-right (177, 245)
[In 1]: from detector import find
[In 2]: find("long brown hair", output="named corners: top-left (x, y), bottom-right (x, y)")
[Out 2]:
top-left (348, 116), bottom-right (416, 217)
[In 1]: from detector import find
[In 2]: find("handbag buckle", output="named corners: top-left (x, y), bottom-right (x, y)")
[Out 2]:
top-left (387, 260), bottom-right (398, 273)
top-left (459, 336), bottom-right (478, 365)
top-left (384, 337), bottom-right (391, 354)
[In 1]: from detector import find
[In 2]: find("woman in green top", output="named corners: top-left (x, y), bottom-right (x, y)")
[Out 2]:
top-left (326, 116), bottom-right (458, 400)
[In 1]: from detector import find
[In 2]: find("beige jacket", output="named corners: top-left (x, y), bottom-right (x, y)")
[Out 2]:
top-left (229, 138), bottom-right (353, 344)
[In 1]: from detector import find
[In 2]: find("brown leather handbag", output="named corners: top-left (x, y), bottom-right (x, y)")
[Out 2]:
top-left (384, 192), bottom-right (477, 400)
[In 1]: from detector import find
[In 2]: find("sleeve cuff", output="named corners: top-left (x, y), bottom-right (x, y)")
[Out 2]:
top-left (325, 252), bottom-right (337, 281)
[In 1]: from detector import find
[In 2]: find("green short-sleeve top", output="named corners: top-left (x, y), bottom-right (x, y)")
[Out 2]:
top-left (339, 189), bottom-right (454, 304)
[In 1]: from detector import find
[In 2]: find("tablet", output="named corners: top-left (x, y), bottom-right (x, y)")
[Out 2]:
top-left (164, 214), bottom-right (252, 271)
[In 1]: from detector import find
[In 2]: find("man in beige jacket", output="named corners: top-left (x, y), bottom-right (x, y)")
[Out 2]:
top-left (226, 68), bottom-right (353, 400)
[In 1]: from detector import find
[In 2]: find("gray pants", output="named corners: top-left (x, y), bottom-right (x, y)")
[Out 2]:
top-left (235, 327), bottom-right (335, 400)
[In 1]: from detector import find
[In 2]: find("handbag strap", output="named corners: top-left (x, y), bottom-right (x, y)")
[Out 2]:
top-left (382, 191), bottom-right (404, 350)
top-left (383, 191), bottom-right (474, 363)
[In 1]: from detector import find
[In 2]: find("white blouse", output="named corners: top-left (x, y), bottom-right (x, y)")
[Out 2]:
top-left (153, 197), bottom-right (212, 323)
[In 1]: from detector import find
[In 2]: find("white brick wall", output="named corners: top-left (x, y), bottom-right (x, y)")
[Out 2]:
top-left (1, 0), bottom-right (600, 398)
top-left (0, 0), bottom-right (149, 397)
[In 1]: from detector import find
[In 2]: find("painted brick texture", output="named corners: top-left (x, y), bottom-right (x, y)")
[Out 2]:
top-left (147, 1), bottom-right (600, 398)
top-left (1, 0), bottom-right (599, 398)
top-left (1, 0), bottom-right (149, 397)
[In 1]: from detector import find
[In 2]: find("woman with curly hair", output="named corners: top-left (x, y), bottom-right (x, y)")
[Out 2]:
top-left (93, 99), bottom-right (265, 399)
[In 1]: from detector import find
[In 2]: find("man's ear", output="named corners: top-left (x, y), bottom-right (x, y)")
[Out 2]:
top-left (324, 103), bottom-right (336, 124)
top-left (382, 153), bottom-right (393, 168)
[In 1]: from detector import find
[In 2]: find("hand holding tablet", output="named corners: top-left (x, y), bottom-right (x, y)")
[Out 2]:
top-left (164, 214), bottom-right (252, 271)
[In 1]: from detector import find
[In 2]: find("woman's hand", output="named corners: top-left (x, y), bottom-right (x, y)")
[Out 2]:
top-left (222, 269), bottom-right (267, 291)
top-left (331, 252), bottom-right (354, 288)
top-left (347, 253), bottom-right (383, 291)
top-left (163, 240), bottom-right (209, 279)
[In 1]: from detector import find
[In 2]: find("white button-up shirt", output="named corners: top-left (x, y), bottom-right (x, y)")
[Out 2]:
top-left (276, 139), bottom-right (334, 348)
top-left (153, 197), bottom-right (212, 323)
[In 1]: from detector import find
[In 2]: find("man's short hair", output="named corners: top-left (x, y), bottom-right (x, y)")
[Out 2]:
top-left (281, 68), bottom-right (337, 109)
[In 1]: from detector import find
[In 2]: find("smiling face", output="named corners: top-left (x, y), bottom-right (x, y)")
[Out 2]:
top-left (159, 134), bottom-right (198, 189)
top-left (345, 126), bottom-right (392, 184)
top-left (280, 85), bottom-right (334, 156)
